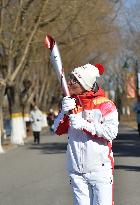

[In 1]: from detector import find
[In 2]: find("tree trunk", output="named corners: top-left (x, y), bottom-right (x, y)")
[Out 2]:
top-left (10, 112), bottom-right (26, 145)
top-left (0, 107), bottom-right (5, 153)
top-left (0, 80), bottom-right (6, 153)
top-left (10, 87), bottom-right (26, 145)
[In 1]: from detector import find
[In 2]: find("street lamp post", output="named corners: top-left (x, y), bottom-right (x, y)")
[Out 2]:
top-left (135, 60), bottom-right (140, 99)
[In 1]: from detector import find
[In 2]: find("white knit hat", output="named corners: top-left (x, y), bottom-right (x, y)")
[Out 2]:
top-left (71, 63), bottom-right (104, 91)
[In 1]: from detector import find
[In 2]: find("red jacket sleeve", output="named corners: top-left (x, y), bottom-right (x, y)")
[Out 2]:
top-left (55, 115), bottom-right (69, 135)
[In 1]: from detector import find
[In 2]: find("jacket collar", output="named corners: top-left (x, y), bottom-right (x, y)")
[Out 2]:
top-left (72, 87), bottom-right (105, 108)
top-left (72, 87), bottom-right (105, 99)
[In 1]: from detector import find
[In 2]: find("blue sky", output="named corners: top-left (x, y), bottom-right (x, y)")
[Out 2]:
top-left (125, 0), bottom-right (137, 8)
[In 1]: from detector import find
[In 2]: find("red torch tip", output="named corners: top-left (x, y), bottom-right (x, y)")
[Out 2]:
top-left (44, 35), bottom-right (55, 51)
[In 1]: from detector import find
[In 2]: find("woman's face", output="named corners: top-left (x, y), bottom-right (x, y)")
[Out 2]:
top-left (67, 74), bottom-right (85, 96)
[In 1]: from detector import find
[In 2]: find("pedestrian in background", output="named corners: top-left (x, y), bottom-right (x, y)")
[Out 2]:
top-left (47, 109), bottom-right (56, 134)
top-left (133, 96), bottom-right (140, 136)
top-left (54, 63), bottom-right (119, 205)
top-left (30, 105), bottom-right (43, 144)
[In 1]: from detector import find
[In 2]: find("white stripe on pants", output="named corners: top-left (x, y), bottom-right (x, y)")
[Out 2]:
top-left (69, 168), bottom-right (113, 205)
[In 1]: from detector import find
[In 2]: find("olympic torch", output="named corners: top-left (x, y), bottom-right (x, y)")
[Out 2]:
top-left (44, 35), bottom-right (70, 97)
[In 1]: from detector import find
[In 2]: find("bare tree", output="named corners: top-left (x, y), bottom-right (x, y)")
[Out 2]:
top-left (0, 0), bottom-right (123, 147)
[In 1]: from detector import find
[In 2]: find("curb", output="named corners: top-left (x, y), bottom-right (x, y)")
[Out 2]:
top-left (1, 128), bottom-right (48, 152)
top-left (2, 136), bottom-right (33, 152)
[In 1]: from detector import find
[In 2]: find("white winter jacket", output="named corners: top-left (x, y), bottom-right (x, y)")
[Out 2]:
top-left (54, 88), bottom-right (119, 173)
top-left (30, 109), bottom-right (43, 132)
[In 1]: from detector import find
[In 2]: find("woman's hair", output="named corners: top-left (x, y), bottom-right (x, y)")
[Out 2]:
top-left (92, 82), bottom-right (99, 93)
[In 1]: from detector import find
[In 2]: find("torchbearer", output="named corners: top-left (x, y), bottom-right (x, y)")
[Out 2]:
top-left (54, 63), bottom-right (119, 205)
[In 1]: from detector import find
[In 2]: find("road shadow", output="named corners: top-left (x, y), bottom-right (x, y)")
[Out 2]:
top-left (113, 125), bottom-right (140, 172)
top-left (115, 165), bottom-right (140, 172)
top-left (113, 131), bottom-right (140, 157)
top-left (27, 142), bottom-right (67, 154)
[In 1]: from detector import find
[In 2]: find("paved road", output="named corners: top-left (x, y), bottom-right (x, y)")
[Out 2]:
top-left (0, 125), bottom-right (140, 205)
top-left (0, 133), bottom-right (73, 205)
top-left (113, 124), bottom-right (140, 205)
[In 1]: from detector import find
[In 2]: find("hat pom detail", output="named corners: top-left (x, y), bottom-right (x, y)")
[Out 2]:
top-left (95, 64), bottom-right (104, 75)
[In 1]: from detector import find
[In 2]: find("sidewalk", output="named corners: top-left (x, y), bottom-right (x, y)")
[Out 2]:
top-left (2, 127), bottom-right (48, 152)
top-left (120, 119), bottom-right (137, 130)
top-left (120, 113), bottom-right (137, 130)
top-left (2, 138), bottom-right (17, 151)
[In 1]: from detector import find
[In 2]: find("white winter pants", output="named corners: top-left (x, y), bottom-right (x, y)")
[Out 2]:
top-left (69, 168), bottom-right (114, 205)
